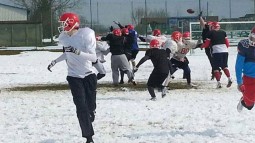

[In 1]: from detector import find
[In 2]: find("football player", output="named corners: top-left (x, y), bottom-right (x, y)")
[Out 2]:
top-left (139, 29), bottom-right (168, 48)
top-left (101, 28), bottom-right (136, 86)
top-left (199, 12), bottom-right (216, 80)
top-left (48, 12), bottom-right (97, 143)
top-left (134, 39), bottom-right (171, 100)
top-left (201, 22), bottom-right (232, 88)
top-left (236, 27), bottom-right (255, 112)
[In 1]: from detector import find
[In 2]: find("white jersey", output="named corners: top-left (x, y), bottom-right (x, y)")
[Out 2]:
top-left (144, 35), bottom-right (168, 48)
top-left (162, 39), bottom-right (178, 59)
top-left (58, 27), bottom-right (97, 78)
top-left (96, 41), bottom-right (109, 63)
top-left (173, 40), bottom-right (197, 60)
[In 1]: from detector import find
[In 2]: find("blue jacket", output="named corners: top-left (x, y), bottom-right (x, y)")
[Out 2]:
top-left (129, 29), bottom-right (139, 51)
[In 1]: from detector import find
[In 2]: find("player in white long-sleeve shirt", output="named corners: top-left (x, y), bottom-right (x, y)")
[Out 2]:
top-left (47, 12), bottom-right (96, 143)
top-left (170, 31), bottom-right (200, 87)
top-left (139, 29), bottom-right (168, 48)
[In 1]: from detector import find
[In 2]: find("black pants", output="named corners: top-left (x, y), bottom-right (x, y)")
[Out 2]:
top-left (66, 74), bottom-right (97, 138)
top-left (205, 47), bottom-right (213, 73)
top-left (171, 58), bottom-right (191, 84)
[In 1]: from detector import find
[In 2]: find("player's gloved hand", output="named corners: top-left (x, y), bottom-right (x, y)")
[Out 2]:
top-left (47, 60), bottom-right (56, 72)
top-left (109, 26), bottom-right (114, 32)
top-left (133, 66), bottom-right (138, 73)
top-left (64, 46), bottom-right (80, 55)
top-left (237, 84), bottom-right (245, 93)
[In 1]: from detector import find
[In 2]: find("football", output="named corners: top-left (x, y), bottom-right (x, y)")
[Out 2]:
top-left (187, 9), bottom-right (195, 14)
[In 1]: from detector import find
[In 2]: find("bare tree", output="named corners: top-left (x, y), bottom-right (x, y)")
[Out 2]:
top-left (131, 7), bottom-right (144, 25)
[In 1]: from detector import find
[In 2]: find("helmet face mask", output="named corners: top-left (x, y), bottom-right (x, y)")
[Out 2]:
top-left (113, 28), bottom-right (122, 36)
top-left (121, 28), bottom-right (129, 35)
top-left (171, 31), bottom-right (182, 42)
top-left (58, 12), bottom-right (80, 33)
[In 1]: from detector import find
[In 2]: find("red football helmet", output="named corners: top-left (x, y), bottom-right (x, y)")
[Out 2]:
top-left (152, 29), bottom-right (161, 36)
top-left (121, 28), bottom-right (129, 35)
top-left (211, 22), bottom-right (220, 30)
top-left (171, 31), bottom-right (182, 42)
top-left (182, 31), bottom-right (190, 40)
top-left (126, 24), bottom-right (134, 30)
top-left (149, 39), bottom-right (160, 48)
top-left (113, 28), bottom-right (122, 36)
top-left (58, 12), bottom-right (80, 33)
top-left (249, 26), bottom-right (255, 46)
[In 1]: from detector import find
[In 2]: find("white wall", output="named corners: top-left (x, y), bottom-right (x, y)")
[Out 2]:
top-left (0, 4), bottom-right (27, 21)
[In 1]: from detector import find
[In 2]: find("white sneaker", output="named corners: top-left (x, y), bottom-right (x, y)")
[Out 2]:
top-left (237, 98), bottom-right (244, 113)
top-left (216, 82), bottom-right (222, 88)
top-left (162, 87), bottom-right (167, 98)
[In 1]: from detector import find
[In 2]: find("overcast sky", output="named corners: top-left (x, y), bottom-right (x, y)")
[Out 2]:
top-left (78, 0), bottom-right (255, 26)
top-left (2, 0), bottom-right (255, 26)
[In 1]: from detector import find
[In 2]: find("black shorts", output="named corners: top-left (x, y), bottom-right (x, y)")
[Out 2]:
top-left (212, 52), bottom-right (228, 70)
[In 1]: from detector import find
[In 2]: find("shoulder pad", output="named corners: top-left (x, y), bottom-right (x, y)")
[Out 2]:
top-left (239, 39), bottom-right (249, 48)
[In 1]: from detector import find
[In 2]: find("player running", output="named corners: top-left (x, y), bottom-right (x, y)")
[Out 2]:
top-left (134, 39), bottom-right (171, 101)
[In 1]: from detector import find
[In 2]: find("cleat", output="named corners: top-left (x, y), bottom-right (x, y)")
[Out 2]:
top-left (150, 97), bottom-right (157, 101)
top-left (188, 83), bottom-right (197, 87)
top-left (216, 82), bottom-right (222, 88)
top-left (211, 75), bottom-right (215, 80)
top-left (237, 98), bottom-right (244, 113)
top-left (226, 80), bottom-right (232, 88)
top-left (162, 87), bottom-right (167, 98)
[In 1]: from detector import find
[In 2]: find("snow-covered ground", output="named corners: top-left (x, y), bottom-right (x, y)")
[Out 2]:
top-left (1, 46), bottom-right (255, 143)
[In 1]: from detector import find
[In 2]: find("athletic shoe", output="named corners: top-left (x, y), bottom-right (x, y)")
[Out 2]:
top-left (187, 83), bottom-right (197, 87)
top-left (211, 74), bottom-right (215, 80)
top-left (162, 87), bottom-right (167, 98)
top-left (128, 78), bottom-right (137, 85)
top-left (216, 82), bottom-right (222, 88)
top-left (150, 97), bottom-right (157, 101)
top-left (237, 98), bottom-right (244, 113)
top-left (119, 80), bottom-right (124, 84)
top-left (226, 79), bottom-right (233, 88)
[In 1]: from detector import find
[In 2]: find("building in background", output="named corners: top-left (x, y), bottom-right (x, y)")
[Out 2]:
top-left (0, 2), bottom-right (28, 21)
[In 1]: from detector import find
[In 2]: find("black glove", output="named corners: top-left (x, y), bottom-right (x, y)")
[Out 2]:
top-left (63, 46), bottom-right (80, 55)
top-left (109, 26), bottom-right (114, 32)
top-left (198, 11), bottom-right (203, 20)
top-left (47, 60), bottom-right (56, 72)
top-left (113, 21), bottom-right (120, 25)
